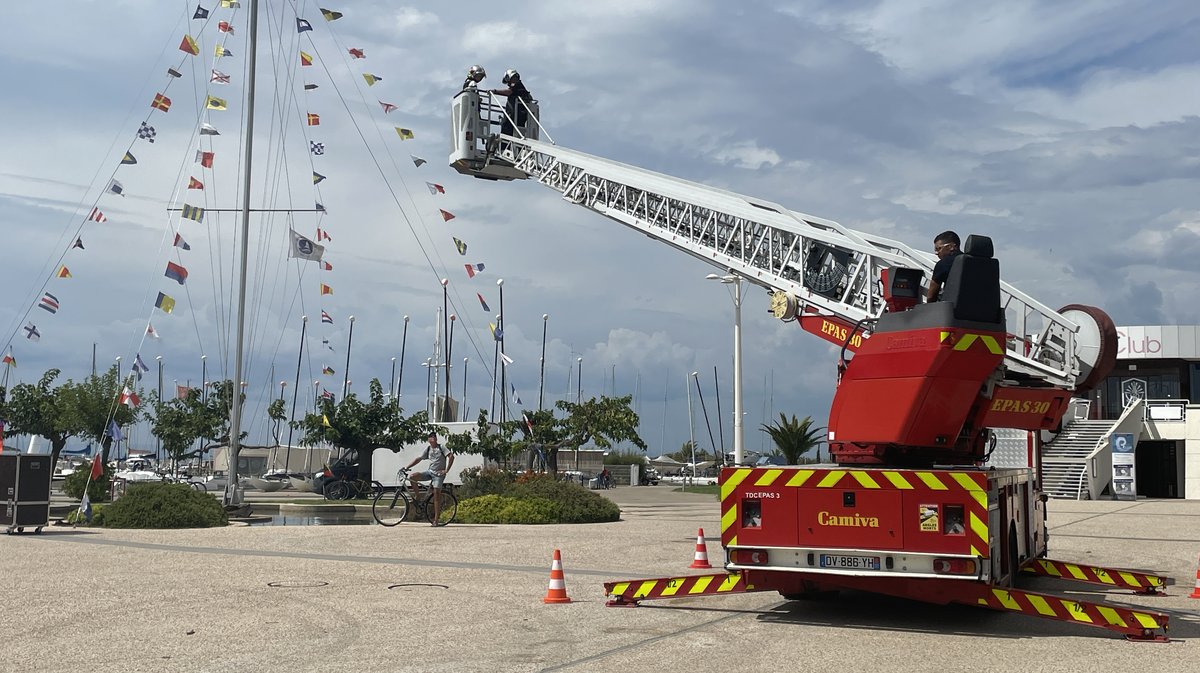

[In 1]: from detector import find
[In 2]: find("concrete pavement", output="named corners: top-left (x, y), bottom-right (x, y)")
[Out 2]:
top-left (2, 488), bottom-right (1199, 673)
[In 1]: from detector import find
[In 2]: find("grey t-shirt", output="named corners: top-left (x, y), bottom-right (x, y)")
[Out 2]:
top-left (422, 444), bottom-right (451, 473)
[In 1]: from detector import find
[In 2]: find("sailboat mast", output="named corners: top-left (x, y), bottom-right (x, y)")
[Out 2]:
top-left (225, 0), bottom-right (262, 507)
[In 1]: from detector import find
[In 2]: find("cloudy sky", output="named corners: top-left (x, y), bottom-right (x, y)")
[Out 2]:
top-left (1, 0), bottom-right (1197, 457)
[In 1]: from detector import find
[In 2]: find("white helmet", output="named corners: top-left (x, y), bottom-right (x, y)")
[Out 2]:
top-left (502, 69), bottom-right (520, 84)
top-left (468, 64), bottom-right (486, 80)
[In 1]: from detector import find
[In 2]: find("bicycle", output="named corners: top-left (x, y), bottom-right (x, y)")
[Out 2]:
top-left (372, 467), bottom-right (458, 526)
top-left (324, 475), bottom-right (383, 501)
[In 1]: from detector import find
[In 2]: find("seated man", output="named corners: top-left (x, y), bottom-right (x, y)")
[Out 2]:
top-left (926, 230), bottom-right (962, 302)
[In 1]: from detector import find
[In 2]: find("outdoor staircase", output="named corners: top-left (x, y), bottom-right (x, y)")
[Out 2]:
top-left (1041, 420), bottom-right (1116, 500)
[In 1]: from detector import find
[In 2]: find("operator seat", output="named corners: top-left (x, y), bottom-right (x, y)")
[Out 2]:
top-left (940, 234), bottom-right (1002, 325)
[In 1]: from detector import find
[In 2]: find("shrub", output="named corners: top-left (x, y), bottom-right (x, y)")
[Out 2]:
top-left (459, 467), bottom-right (517, 499)
top-left (457, 494), bottom-right (561, 524)
top-left (507, 475), bottom-right (621, 523)
top-left (98, 483), bottom-right (228, 528)
top-left (62, 466), bottom-right (111, 503)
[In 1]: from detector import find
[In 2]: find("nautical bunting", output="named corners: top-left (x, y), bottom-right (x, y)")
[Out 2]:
top-left (188, 177), bottom-right (204, 189)
top-left (38, 292), bottom-right (59, 314)
top-left (322, 261), bottom-right (332, 271)
top-left (179, 34), bottom-right (200, 55)
top-left (477, 293), bottom-right (490, 312)
top-left (1, 351), bottom-right (14, 367)
top-left (439, 209), bottom-right (455, 222)
top-left (322, 366), bottom-right (335, 375)
top-left (310, 141), bottom-right (325, 155)
top-left (196, 151), bottom-right (214, 167)
top-left (348, 47), bottom-right (365, 59)
top-left (88, 208), bottom-right (107, 223)
top-left (200, 122), bottom-right (220, 136)
top-left (313, 171), bottom-right (326, 184)
top-left (307, 113), bottom-right (320, 126)
top-left (464, 263), bottom-right (484, 278)
top-left (411, 155), bottom-right (426, 167)
top-left (155, 292), bottom-right (176, 313)
top-left (297, 18), bottom-right (313, 32)
top-left (151, 93), bottom-right (171, 112)
top-left (501, 353), bottom-right (514, 366)
top-left (427, 182), bottom-right (445, 195)
top-left (146, 323), bottom-right (159, 339)
top-left (363, 73), bottom-right (382, 86)
top-left (173, 233), bottom-right (191, 250)
top-left (300, 51), bottom-right (314, 66)
top-left (511, 383), bottom-right (522, 405)
top-left (218, 21), bottom-right (234, 34)
top-left (321, 8), bottom-right (343, 21)
top-left (315, 202), bottom-right (326, 213)
top-left (164, 261), bottom-right (189, 285)
top-left (56, 265), bottom-right (72, 278)
top-left (133, 354), bottom-right (150, 380)
top-left (320, 283), bottom-right (333, 296)
top-left (395, 127), bottom-right (414, 140)
top-left (137, 122), bottom-right (156, 143)
top-left (211, 70), bottom-right (231, 84)
top-left (453, 237), bottom-right (467, 255)
top-left (321, 310), bottom-right (333, 324)
top-left (206, 95), bottom-right (228, 110)
top-left (215, 45), bottom-right (233, 58)
top-left (322, 338), bottom-right (334, 350)
top-left (121, 152), bottom-right (137, 165)
top-left (317, 228), bottom-right (331, 241)
top-left (379, 101), bottom-right (397, 113)
top-left (24, 322), bottom-right (40, 341)
top-left (288, 229), bottom-right (324, 261)
top-left (167, 67), bottom-right (183, 78)
top-left (220, 0), bottom-right (241, 7)
top-left (304, 83), bottom-right (319, 91)
top-left (193, 5), bottom-right (209, 20)
top-left (108, 179), bottom-right (126, 196)
top-left (120, 386), bottom-right (140, 408)
top-left (72, 237), bottom-right (84, 250)
top-left (176, 384), bottom-right (189, 399)
top-left (181, 204), bottom-right (205, 222)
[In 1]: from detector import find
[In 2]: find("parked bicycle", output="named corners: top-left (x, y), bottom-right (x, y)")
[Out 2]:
top-left (372, 467), bottom-right (458, 526)
top-left (325, 476), bottom-right (383, 501)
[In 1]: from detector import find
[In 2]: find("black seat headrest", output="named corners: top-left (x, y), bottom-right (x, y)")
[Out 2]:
top-left (963, 234), bottom-right (993, 259)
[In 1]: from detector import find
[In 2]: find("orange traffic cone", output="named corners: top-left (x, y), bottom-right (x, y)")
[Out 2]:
top-left (1189, 554), bottom-right (1200, 599)
top-left (689, 528), bottom-right (712, 569)
top-left (543, 549), bottom-right (572, 604)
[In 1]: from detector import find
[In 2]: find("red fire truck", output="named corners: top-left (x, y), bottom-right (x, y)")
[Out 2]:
top-left (448, 88), bottom-right (1171, 641)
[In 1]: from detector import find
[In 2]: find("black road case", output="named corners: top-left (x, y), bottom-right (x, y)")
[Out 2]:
top-left (0, 453), bottom-right (53, 534)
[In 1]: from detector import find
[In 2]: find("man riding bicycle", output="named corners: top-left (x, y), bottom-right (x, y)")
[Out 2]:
top-left (405, 431), bottom-right (455, 526)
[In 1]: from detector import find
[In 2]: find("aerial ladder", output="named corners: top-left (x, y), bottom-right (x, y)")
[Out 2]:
top-left (448, 90), bottom-right (1170, 640)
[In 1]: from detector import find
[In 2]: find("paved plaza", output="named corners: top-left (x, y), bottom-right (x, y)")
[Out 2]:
top-left (3, 488), bottom-right (1199, 672)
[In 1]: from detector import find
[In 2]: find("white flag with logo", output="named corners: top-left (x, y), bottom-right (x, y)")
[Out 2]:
top-left (289, 229), bottom-right (325, 261)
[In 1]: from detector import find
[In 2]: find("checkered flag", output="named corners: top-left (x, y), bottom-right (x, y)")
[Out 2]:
top-left (137, 121), bottom-right (156, 143)
top-left (310, 141), bottom-right (325, 156)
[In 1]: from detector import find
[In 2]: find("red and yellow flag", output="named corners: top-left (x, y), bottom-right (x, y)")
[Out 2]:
top-left (151, 93), bottom-right (172, 112)
top-left (179, 34), bottom-right (199, 55)
top-left (300, 51), bottom-right (313, 66)
top-left (56, 265), bottom-right (71, 278)
top-left (320, 284), bottom-right (333, 296)
top-left (307, 113), bottom-right (320, 126)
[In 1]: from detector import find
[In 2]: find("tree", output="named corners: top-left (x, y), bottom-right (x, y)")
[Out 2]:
top-left (1, 367), bottom-right (139, 464)
top-left (760, 413), bottom-right (825, 464)
top-left (515, 395), bottom-right (646, 475)
top-left (267, 398), bottom-right (286, 445)
top-left (149, 388), bottom-right (221, 465)
top-left (292, 379), bottom-right (428, 481)
top-left (668, 440), bottom-right (702, 463)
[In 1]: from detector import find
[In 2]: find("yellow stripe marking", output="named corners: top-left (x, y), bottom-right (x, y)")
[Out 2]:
top-left (754, 469), bottom-right (783, 486)
top-left (1027, 595), bottom-right (1057, 617)
top-left (969, 513), bottom-right (988, 541)
top-left (729, 534), bottom-right (737, 547)
top-left (1092, 568), bottom-right (1116, 585)
top-left (850, 471), bottom-right (881, 489)
top-left (1096, 606), bottom-right (1127, 627)
top-left (881, 471), bottom-right (913, 489)
top-left (611, 582), bottom-right (630, 595)
top-left (1133, 612), bottom-right (1162, 629)
top-left (954, 334), bottom-right (979, 351)
top-left (720, 468), bottom-right (752, 500)
top-left (950, 472), bottom-right (983, 491)
top-left (970, 545), bottom-right (985, 557)
top-left (915, 472), bottom-right (948, 490)
top-left (1118, 572), bottom-right (1143, 587)
top-left (992, 589), bottom-right (1020, 610)
top-left (660, 578), bottom-right (684, 597)
top-left (979, 335), bottom-right (1004, 354)
top-left (940, 331), bottom-right (951, 343)
top-left (1038, 560), bottom-right (1062, 577)
top-left (634, 581), bottom-right (658, 598)
top-left (785, 470), bottom-right (814, 487)
top-left (969, 491), bottom-right (988, 508)
top-left (721, 506), bottom-right (738, 533)
top-left (1059, 600), bottom-right (1094, 623)
top-left (817, 470), bottom-right (846, 488)
top-left (1066, 564), bottom-right (1087, 581)
top-left (689, 575), bottom-right (715, 594)
top-left (718, 574), bottom-right (741, 592)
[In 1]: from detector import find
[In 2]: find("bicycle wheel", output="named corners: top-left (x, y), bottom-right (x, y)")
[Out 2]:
top-left (429, 490), bottom-right (458, 526)
top-left (372, 489), bottom-right (410, 526)
top-left (325, 480), bottom-right (350, 501)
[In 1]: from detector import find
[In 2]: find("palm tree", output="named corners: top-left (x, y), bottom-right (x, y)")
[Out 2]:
top-left (759, 413), bottom-right (825, 464)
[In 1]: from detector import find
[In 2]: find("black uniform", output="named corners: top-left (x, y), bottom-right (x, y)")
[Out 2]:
top-left (500, 79), bottom-right (532, 136)
top-left (930, 249), bottom-right (963, 301)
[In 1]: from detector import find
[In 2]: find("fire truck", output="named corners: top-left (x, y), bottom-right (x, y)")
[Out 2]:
top-left (448, 89), bottom-right (1171, 641)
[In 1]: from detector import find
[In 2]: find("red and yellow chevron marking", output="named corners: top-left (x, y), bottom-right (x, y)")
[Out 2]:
top-left (1022, 559), bottom-right (1169, 595)
top-left (974, 586), bottom-right (1168, 639)
top-left (604, 572), bottom-right (753, 606)
top-left (939, 330), bottom-right (1005, 354)
top-left (720, 467), bottom-right (990, 555)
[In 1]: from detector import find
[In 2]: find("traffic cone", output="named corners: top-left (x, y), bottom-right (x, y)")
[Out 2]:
top-left (543, 549), bottom-right (572, 604)
top-left (689, 528), bottom-right (712, 569)
top-left (1189, 554), bottom-right (1200, 599)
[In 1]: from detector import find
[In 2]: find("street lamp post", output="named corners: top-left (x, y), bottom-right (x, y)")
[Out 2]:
top-left (342, 315), bottom-right (355, 400)
top-left (576, 357), bottom-right (583, 403)
top-left (200, 355), bottom-right (208, 404)
top-left (445, 313), bottom-right (456, 422)
top-left (497, 278), bottom-right (506, 425)
top-left (389, 357), bottom-right (396, 406)
top-left (706, 273), bottom-right (745, 465)
top-left (462, 357), bottom-right (469, 422)
top-left (539, 314), bottom-right (548, 410)
top-left (397, 315), bottom-right (409, 400)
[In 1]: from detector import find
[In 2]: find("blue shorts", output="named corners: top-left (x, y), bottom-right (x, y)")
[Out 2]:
top-left (413, 470), bottom-right (445, 488)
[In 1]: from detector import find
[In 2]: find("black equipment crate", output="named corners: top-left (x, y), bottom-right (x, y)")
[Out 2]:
top-left (0, 453), bottom-right (53, 534)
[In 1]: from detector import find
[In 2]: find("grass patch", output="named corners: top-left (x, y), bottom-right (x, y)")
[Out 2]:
top-left (672, 484), bottom-right (721, 496)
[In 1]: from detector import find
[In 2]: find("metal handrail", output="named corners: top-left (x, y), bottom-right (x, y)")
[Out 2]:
top-left (1144, 399), bottom-right (1186, 421)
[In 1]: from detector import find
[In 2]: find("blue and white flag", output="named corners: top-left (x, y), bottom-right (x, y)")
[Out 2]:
top-left (133, 354), bottom-right (150, 380)
top-left (511, 383), bottom-right (522, 406)
top-left (106, 418), bottom-right (124, 443)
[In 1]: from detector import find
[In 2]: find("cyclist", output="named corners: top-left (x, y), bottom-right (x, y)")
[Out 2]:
top-left (405, 431), bottom-right (455, 525)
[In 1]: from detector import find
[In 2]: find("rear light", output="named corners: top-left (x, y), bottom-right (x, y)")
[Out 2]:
top-left (465, 131), bottom-right (473, 141)
top-left (932, 557), bottom-right (978, 576)
top-left (732, 548), bottom-right (769, 566)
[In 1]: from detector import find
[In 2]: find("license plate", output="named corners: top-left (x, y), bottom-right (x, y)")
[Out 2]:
top-left (820, 554), bottom-right (881, 570)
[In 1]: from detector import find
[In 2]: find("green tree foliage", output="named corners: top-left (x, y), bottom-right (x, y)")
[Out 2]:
top-left (760, 413), bottom-right (825, 464)
top-left (292, 378), bottom-right (428, 481)
top-left (1, 367), bottom-right (138, 463)
top-left (267, 397), bottom-right (286, 445)
top-left (62, 463), bottom-right (112, 502)
top-left (520, 395), bottom-right (646, 475)
top-left (148, 387), bottom-right (227, 464)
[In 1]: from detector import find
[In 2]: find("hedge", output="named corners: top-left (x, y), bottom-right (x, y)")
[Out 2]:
top-left (97, 482), bottom-right (228, 528)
